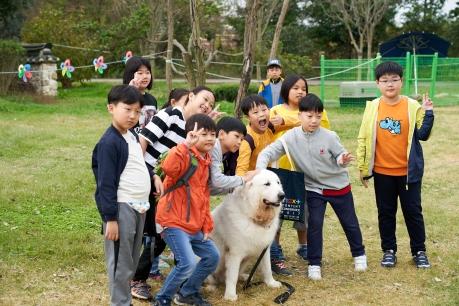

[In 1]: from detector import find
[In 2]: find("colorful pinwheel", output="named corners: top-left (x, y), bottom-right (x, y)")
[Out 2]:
top-left (18, 64), bottom-right (32, 82)
top-left (93, 56), bottom-right (107, 74)
top-left (122, 51), bottom-right (133, 64)
top-left (60, 59), bottom-right (75, 78)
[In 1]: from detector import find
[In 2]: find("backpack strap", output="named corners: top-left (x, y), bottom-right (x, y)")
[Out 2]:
top-left (244, 134), bottom-right (256, 152)
top-left (162, 150), bottom-right (198, 222)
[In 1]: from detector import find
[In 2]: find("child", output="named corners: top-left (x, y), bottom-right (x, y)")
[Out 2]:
top-left (122, 56), bottom-right (158, 133)
top-left (210, 117), bottom-right (257, 195)
top-left (161, 88), bottom-right (190, 109)
top-left (154, 114), bottom-right (220, 306)
top-left (357, 61), bottom-right (434, 269)
top-left (268, 75), bottom-right (331, 276)
top-left (258, 58), bottom-right (284, 108)
top-left (130, 86), bottom-right (217, 300)
top-left (235, 95), bottom-right (275, 176)
top-left (150, 88), bottom-right (190, 282)
top-left (92, 85), bottom-right (162, 305)
top-left (257, 94), bottom-right (367, 280)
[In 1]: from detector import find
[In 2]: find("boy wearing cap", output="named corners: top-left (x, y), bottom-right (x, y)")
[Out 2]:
top-left (259, 59), bottom-right (284, 108)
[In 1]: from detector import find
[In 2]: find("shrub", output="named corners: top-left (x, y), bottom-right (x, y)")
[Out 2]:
top-left (0, 40), bottom-right (25, 94)
top-left (211, 84), bottom-right (258, 103)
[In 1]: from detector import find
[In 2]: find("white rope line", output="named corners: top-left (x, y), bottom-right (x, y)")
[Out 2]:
top-left (307, 57), bottom-right (380, 81)
top-left (170, 60), bottom-right (240, 80)
top-left (52, 43), bottom-right (111, 53)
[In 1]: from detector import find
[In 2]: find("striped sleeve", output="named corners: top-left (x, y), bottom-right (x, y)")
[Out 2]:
top-left (140, 107), bottom-right (186, 167)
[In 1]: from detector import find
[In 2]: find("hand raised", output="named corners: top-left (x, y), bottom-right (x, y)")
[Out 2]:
top-left (422, 93), bottom-right (433, 110)
top-left (340, 152), bottom-right (355, 165)
top-left (185, 122), bottom-right (204, 147)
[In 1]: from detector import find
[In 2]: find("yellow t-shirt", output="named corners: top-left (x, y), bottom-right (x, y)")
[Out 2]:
top-left (374, 97), bottom-right (409, 176)
top-left (270, 104), bottom-right (331, 169)
top-left (236, 125), bottom-right (275, 176)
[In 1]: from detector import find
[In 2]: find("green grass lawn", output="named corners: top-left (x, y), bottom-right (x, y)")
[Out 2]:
top-left (1, 82), bottom-right (458, 305)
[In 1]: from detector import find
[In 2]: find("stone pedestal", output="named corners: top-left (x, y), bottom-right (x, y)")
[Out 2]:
top-left (22, 43), bottom-right (59, 96)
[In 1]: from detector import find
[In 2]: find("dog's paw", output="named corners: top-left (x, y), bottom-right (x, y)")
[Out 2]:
top-left (266, 279), bottom-right (282, 288)
top-left (205, 275), bottom-right (216, 285)
top-left (224, 293), bottom-right (238, 301)
top-left (204, 284), bottom-right (217, 292)
top-left (238, 273), bottom-right (249, 281)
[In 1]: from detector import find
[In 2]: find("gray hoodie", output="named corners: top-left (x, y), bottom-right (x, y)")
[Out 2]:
top-left (256, 127), bottom-right (350, 194)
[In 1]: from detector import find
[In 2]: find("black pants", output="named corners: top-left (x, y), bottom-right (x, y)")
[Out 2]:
top-left (373, 172), bottom-right (426, 255)
top-left (133, 180), bottom-right (167, 282)
top-left (306, 191), bottom-right (365, 266)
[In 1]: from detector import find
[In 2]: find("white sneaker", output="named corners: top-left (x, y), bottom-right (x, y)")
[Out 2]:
top-left (308, 265), bottom-right (322, 280)
top-left (354, 255), bottom-right (367, 272)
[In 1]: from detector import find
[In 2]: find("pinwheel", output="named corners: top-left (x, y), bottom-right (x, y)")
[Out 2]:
top-left (18, 64), bottom-right (32, 82)
top-left (60, 59), bottom-right (75, 78)
top-left (122, 51), bottom-right (133, 64)
top-left (93, 56), bottom-right (108, 74)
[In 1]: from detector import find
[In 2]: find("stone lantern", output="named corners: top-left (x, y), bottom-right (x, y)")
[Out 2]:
top-left (22, 43), bottom-right (59, 96)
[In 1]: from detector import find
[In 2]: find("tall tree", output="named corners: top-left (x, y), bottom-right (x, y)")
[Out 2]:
top-left (190, 0), bottom-right (206, 86)
top-left (401, 0), bottom-right (447, 34)
top-left (269, 0), bottom-right (290, 60)
top-left (166, 0), bottom-right (174, 91)
top-left (235, 0), bottom-right (260, 118)
top-left (323, 0), bottom-right (392, 59)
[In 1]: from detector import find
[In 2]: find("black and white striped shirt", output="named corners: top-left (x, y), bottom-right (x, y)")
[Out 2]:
top-left (140, 106), bottom-right (186, 167)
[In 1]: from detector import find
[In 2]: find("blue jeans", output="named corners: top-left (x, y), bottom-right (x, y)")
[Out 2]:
top-left (155, 228), bottom-right (220, 302)
top-left (270, 239), bottom-right (286, 261)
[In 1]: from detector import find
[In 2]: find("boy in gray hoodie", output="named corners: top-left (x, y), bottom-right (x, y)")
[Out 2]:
top-left (256, 94), bottom-right (366, 281)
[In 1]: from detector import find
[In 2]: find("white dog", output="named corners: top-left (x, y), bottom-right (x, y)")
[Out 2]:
top-left (209, 169), bottom-right (284, 301)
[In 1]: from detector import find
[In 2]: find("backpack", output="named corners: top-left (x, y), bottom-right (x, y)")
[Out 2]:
top-left (157, 149), bottom-right (198, 222)
top-left (222, 123), bottom-right (275, 175)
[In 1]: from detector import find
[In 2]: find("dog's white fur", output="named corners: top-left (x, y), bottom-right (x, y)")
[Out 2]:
top-left (209, 169), bottom-right (284, 301)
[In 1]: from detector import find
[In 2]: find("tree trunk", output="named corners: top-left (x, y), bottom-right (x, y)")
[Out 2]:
top-left (269, 0), bottom-right (290, 59)
top-left (174, 39), bottom-right (196, 88)
top-left (165, 0), bottom-right (174, 92)
top-left (235, 0), bottom-right (260, 118)
top-left (190, 0), bottom-right (206, 86)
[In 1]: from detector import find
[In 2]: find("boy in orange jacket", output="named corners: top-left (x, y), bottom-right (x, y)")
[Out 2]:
top-left (153, 114), bottom-right (219, 306)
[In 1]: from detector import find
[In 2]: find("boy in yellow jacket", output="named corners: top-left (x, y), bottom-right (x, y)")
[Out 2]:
top-left (357, 61), bottom-right (434, 269)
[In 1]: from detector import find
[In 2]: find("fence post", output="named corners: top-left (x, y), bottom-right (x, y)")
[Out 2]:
top-left (404, 51), bottom-right (411, 96)
top-left (430, 52), bottom-right (438, 98)
top-left (320, 54), bottom-right (325, 102)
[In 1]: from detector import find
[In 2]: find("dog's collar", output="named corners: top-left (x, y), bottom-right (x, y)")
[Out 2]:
top-left (250, 217), bottom-right (272, 228)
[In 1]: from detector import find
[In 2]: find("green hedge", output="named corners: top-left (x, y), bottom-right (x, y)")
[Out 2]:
top-left (211, 84), bottom-right (259, 103)
top-left (0, 40), bottom-right (25, 94)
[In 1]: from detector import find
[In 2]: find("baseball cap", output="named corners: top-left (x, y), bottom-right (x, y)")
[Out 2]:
top-left (267, 58), bottom-right (282, 68)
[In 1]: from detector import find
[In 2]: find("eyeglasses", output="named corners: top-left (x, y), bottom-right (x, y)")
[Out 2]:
top-left (379, 79), bottom-right (401, 85)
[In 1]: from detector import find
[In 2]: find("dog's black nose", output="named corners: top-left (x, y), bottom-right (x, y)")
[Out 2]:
top-left (278, 192), bottom-right (285, 201)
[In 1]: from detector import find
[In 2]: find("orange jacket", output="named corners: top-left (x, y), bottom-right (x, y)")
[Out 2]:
top-left (156, 143), bottom-right (213, 234)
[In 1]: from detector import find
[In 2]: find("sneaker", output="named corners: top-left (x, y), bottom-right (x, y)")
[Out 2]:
top-left (380, 250), bottom-right (397, 268)
top-left (173, 292), bottom-right (211, 306)
top-left (149, 271), bottom-right (165, 281)
top-left (354, 254), bottom-right (367, 271)
top-left (413, 251), bottom-right (431, 269)
top-left (308, 265), bottom-right (322, 280)
top-left (296, 245), bottom-right (308, 261)
top-left (271, 260), bottom-right (293, 276)
top-left (130, 280), bottom-right (152, 300)
top-left (153, 297), bottom-right (171, 306)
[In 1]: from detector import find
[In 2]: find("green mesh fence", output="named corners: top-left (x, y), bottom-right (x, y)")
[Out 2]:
top-left (318, 53), bottom-right (459, 107)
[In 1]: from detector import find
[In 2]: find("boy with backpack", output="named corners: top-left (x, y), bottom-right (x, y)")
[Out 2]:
top-left (153, 114), bottom-right (219, 306)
